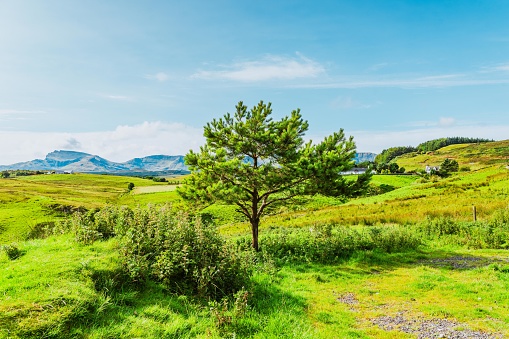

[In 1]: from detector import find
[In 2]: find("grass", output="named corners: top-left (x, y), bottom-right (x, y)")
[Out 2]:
top-left (0, 173), bottom-right (179, 243)
top-left (218, 165), bottom-right (509, 237)
top-left (396, 139), bottom-right (509, 172)
top-left (1, 140), bottom-right (509, 337)
top-left (2, 235), bottom-right (508, 338)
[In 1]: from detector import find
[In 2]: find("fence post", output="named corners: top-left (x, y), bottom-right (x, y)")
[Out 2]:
top-left (472, 205), bottom-right (477, 222)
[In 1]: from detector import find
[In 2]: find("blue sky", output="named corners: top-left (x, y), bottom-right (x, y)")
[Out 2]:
top-left (1, 1), bottom-right (509, 164)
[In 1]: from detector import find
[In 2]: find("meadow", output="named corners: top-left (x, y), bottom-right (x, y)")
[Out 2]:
top-left (1, 140), bottom-right (509, 338)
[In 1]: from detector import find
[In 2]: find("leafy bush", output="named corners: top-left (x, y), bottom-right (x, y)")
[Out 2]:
top-left (418, 211), bottom-right (509, 249)
top-left (1, 244), bottom-right (22, 260)
top-left (58, 204), bottom-right (253, 299)
top-left (240, 224), bottom-right (421, 264)
top-left (117, 205), bottom-right (254, 298)
top-left (25, 221), bottom-right (56, 240)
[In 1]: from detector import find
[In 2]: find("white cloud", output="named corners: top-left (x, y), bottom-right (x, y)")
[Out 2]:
top-left (438, 117), bottom-right (456, 127)
top-left (0, 109), bottom-right (46, 115)
top-left (481, 62), bottom-right (509, 73)
top-left (145, 72), bottom-right (169, 82)
top-left (290, 73), bottom-right (509, 89)
top-left (0, 122), bottom-right (204, 165)
top-left (102, 95), bottom-right (133, 101)
top-left (330, 96), bottom-right (374, 110)
top-left (192, 53), bottom-right (325, 82)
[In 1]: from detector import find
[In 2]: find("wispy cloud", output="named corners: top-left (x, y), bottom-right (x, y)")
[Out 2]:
top-left (366, 62), bottom-right (390, 72)
top-left (330, 96), bottom-right (376, 110)
top-left (144, 72), bottom-right (169, 82)
top-left (0, 109), bottom-right (46, 122)
top-left (438, 117), bottom-right (456, 127)
top-left (492, 63), bottom-right (509, 71)
top-left (192, 53), bottom-right (325, 82)
top-left (292, 74), bottom-right (509, 89)
top-left (101, 94), bottom-right (134, 101)
top-left (0, 109), bottom-right (46, 115)
top-left (403, 117), bottom-right (457, 128)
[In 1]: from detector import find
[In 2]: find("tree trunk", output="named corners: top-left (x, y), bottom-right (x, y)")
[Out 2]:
top-left (251, 218), bottom-right (259, 251)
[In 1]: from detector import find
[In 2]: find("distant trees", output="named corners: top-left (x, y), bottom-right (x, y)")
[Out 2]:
top-left (375, 146), bottom-right (416, 164)
top-left (439, 158), bottom-right (459, 176)
top-left (374, 137), bottom-right (494, 167)
top-left (373, 162), bottom-right (405, 174)
top-left (417, 137), bottom-right (493, 153)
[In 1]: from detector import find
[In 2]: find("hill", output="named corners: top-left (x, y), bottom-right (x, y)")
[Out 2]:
top-left (394, 139), bottom-right (509, 172)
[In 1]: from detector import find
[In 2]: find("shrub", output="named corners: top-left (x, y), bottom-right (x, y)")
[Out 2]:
top-left (118, 205), bottom-right (254, 299)
top-left (418, 212), bottom-right (509, 249)
top-left (56, 205), bottom-right (254, 299)
top-left (1, 244), bottom-right (22, 260)
top-left (56, 206), bottom-right (132, 244)
top-left (244, 224), bottom-right (421, 264)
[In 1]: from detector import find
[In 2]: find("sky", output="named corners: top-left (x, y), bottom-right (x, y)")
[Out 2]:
top-left (1, 0), bottom-right (509, 165)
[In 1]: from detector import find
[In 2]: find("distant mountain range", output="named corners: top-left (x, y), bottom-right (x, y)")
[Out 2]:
top-left (0, 150), bottom-right (188, 174)
top-left (0, 150), bottom-right (377, 174)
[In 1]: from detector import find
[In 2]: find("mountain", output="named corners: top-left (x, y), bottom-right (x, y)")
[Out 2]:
top-left (123, 155), bottom-right (188, 171)
top-left (0, 150), bottom-right (187, 174)
top-left (354, 152), bottom-right (377, 163)
top-left (0, 150), bottom-right (377, 173)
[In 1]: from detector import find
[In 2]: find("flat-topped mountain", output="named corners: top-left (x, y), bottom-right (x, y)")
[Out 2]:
top-left (0, 150), bottom-right (187, 174)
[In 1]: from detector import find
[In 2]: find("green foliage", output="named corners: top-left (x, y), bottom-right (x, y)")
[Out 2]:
top-left (127, 182), bottom-right (135, 191)
top-left (179, 100), bottom-right (370, 250)
top-left (56, 206), bottom-right (132, 244)
top-left (439, 158), bottom-right (459, 176)
top-left (417, 137), bottom-right (493, 153)
top-left (59, 205), bottom-right (253, 299)
top-left (374, 146), bottom-right (416, 164)
top-left (235, 224), bottom-right (421, 264)
top-left (117, 205), bottom-right (253, 298)
top-left (418, 211), bottom-right (509, 249)
top-left (1, 243), bottom-right (22, 260)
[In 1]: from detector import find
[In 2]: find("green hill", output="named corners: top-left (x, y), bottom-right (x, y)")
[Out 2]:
top-left (395, 139), bottom-right (509, 172)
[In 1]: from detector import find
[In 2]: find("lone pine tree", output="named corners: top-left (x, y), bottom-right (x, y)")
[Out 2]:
top-left (178, 101), bottom-right (371, 251)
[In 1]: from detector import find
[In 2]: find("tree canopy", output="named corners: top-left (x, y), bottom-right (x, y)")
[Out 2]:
top-left (178, 101), bottom-right (371, 250)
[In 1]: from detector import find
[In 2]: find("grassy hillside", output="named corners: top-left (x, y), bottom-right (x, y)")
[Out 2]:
top-left (0, 174), bottom-right (176, 243)
top-left (396, 139), bottom-right (509, 172)
top-left (218, 165), bottom-right (509, 237)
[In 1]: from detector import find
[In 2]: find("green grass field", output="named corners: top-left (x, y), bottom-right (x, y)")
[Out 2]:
top-left (1, 140), bottom-right (509, 338)
top-left (0, 174), bottom-right (175, 242)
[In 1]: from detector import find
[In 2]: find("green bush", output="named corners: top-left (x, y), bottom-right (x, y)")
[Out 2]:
top-left (241, 224), bottom-right (421, 264)
top-left (56, 205), bottom-right (253, 299)
top-left (1, 244), bottom-right (22, 260)
top-left (56, 206), bottom-right (133, 244)
top-left (418, 211), bottom-right (509, 249)
top-left (118, 205), bottom-right (254, 298)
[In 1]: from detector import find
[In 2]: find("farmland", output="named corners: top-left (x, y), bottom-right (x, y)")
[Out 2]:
top-left (1, 140), bottom-right (509, 338)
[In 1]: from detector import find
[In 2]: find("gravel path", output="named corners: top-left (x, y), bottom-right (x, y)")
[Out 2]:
top-left (371, 313), bottom-right (500, 339)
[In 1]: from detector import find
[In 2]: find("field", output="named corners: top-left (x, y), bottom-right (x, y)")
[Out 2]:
top-left (1, 140), bottom-right (509, 338)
